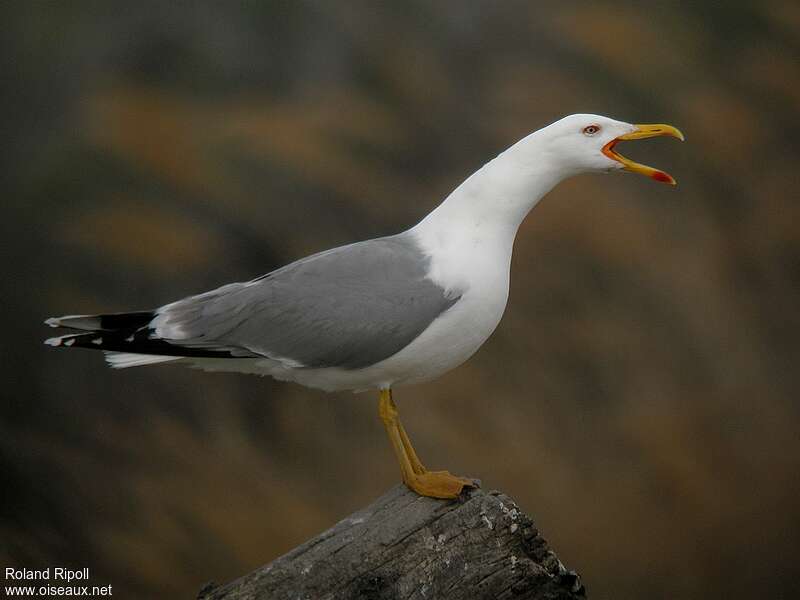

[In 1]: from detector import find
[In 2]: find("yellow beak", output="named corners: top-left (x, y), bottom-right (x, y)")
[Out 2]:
top-left (602, 124), bottom-right (685, 185)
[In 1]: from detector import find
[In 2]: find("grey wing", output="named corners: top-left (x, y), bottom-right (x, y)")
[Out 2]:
top-left (152, 234), bottom-right (461, 369)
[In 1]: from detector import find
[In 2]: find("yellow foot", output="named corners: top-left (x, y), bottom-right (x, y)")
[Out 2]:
top-left (404, 470), bottom-right (477, 499)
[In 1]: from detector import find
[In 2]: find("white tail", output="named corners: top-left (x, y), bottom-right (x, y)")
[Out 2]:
top-left (104, 352), bottom-right (181, 369)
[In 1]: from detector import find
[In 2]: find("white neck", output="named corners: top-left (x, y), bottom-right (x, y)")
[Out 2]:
top-left (407, 130), bottom-right (580, 299)
top-left (411, 131), bottom-right (576, 244)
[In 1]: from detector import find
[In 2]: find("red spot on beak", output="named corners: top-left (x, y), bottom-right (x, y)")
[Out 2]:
top-left (651, 171), bottom-right (675, 184)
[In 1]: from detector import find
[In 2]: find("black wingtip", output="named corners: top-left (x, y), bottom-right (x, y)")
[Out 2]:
top-left (44, 330), bottom-right (243, 359)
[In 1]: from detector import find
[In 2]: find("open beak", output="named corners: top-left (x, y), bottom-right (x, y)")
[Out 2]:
top-left (602, 124), bottom-right (685, 185)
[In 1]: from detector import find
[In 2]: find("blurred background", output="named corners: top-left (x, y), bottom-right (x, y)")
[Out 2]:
top-left (2, 1), bottom-right (799, 599)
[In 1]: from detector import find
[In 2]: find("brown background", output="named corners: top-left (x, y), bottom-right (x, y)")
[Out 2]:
top-left (3, 2), bottom-right (799, 599)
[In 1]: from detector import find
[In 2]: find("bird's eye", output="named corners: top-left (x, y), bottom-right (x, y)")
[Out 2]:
top-left (583, 125), bottom-right (600, 136)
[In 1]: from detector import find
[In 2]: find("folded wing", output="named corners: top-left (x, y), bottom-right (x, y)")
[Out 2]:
top-left (46, 234), bottom-right (462, 371)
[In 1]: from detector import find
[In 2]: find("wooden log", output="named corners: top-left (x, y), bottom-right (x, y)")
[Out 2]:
top-left (197, 484), bottom-right (586, 600)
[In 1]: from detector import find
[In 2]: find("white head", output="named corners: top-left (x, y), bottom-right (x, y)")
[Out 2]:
top-left (415, 113), bottom-right (684, 239)
top-left (514, 113), bottom-right (684, 185)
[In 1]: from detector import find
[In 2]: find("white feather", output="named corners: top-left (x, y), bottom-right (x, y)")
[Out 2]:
top-left (104, 352), bottom-right (181, 369)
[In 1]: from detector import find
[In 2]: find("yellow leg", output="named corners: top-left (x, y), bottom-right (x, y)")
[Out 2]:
top-left (398, 421), bottom-right (426, 475)
top-left (378, 388), bottom-right (475, 499)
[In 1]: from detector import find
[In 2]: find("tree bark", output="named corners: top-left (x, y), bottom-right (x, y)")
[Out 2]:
top-left (197, 484), bottom-right (586, 600)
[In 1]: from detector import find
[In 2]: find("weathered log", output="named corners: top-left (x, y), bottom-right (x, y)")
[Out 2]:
top-left (198, 484), bottom-right (586, 600)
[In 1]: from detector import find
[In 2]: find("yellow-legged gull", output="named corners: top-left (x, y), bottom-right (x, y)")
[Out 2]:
top-left (45, 114), bottom-right (683, 499)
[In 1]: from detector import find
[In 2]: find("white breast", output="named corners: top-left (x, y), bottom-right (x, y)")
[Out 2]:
top-left (381, 222), bottom-right (514, 385)
top-left (326, 222), bottom-right (514, 390)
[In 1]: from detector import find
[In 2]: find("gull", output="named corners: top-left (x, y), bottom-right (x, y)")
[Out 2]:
top-left (45, 114), bottom-right (683, 499)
